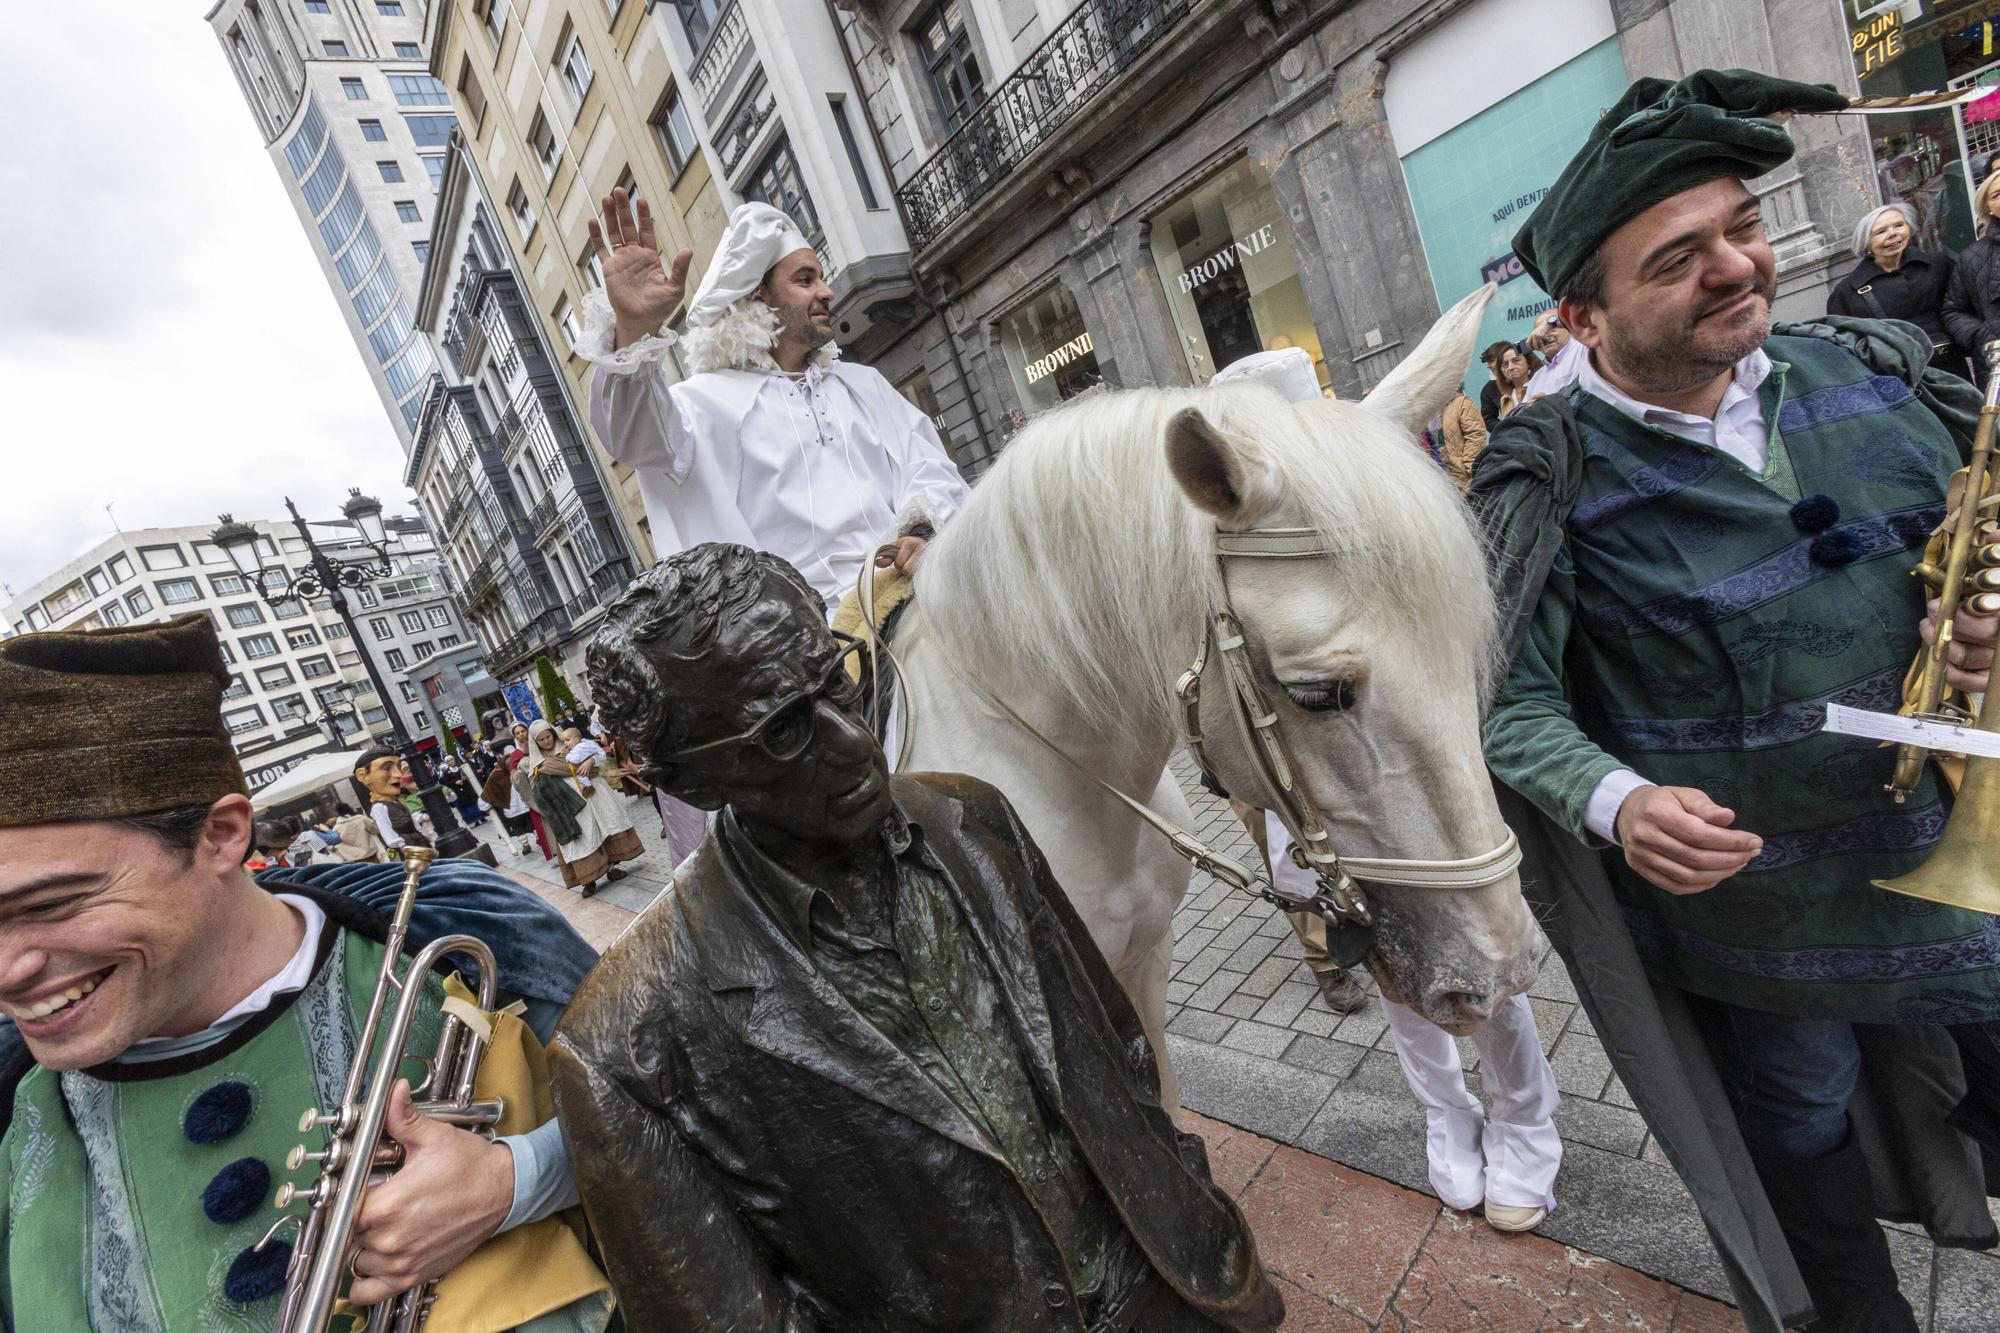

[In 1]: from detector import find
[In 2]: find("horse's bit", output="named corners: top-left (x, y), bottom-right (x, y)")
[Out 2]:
top-left (1175, 527), bottom-right (1523, 966)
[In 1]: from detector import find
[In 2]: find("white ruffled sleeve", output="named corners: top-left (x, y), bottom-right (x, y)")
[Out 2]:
top-left (575, 289), bottom-right (679, 375)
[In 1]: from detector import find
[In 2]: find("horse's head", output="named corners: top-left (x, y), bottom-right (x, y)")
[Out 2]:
top-left (1164, 287), bottom-right (1539, 1034)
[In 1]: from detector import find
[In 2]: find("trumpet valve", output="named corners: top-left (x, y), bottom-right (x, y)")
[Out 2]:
top-left (1975, 543), bottom-right (2000, 569)
top-left (274, 1177), bottom-right (333, 1211)
top-left (297, 1106), bottom-right (346, 1135)
top-left (1972, 592), bottom-right (2000, 616)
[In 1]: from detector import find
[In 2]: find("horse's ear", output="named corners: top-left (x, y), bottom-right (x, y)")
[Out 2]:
top-left (1362, 282), bottom-right (1497, 439)
top-left (1165, 407), bottom-right (1254, 520)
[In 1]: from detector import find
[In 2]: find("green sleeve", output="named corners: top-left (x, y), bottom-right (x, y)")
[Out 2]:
top-left (1482, 550), bottom-right (1627, 848)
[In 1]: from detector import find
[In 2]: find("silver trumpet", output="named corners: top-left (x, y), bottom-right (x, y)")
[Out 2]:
top-left (254, 846), bottom-right (505, 1331)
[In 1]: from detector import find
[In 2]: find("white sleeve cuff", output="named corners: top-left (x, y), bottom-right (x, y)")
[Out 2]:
top-left (497, 1117), bottom-right (581, 1232)
top-left (575, 288), bottom-right (679, 375)
top-left (1584, 769), bottom-right (1653, 845)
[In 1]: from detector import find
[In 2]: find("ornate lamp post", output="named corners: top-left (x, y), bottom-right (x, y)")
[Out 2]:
top-left (211, 493), bottom-right (489, 862)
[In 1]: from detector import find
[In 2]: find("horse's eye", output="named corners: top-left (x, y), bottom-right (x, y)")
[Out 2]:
top-left (1285, 679), bottom-right (1360, 712)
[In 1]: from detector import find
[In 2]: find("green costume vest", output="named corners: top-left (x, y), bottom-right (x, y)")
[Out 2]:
top-left (1, 927), bottom-right (455, 1330)
top-left (1488, 333), bottom-right (2000, 1022)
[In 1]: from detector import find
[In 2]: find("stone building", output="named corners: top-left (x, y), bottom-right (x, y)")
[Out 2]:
top-left (821, 0), bottom-right (1887, 463)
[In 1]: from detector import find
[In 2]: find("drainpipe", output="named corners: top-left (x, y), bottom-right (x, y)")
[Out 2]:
top-left (820, 0), bottom-right (997, 464)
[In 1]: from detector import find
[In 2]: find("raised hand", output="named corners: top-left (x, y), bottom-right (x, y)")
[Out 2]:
top-left (587, 187), bottom-right (694, 351)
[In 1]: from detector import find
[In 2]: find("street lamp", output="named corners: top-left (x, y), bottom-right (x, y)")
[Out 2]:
top-left (307, 679), bottom-right (359, 750)
top-left (210, 498), bottom-right (490, 863)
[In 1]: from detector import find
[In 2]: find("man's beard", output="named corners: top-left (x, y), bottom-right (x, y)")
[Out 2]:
top-left (782, 304), bottom-right (835, 352)
top-left (1602, 271), bottom-right (1776, 397)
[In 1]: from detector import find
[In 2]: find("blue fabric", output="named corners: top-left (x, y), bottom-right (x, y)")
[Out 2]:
top-left (1695, 1001), bottom-right (1863, 1159)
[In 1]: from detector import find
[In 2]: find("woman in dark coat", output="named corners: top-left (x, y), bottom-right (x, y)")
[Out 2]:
top-left (1831, 202), bottom-right (1955, 355)
top-left (1942, 177), bottom-right (2000, 380)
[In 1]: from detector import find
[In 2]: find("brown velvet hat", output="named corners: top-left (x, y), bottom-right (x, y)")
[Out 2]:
top-left (0, 612), bottom-right (249, 828)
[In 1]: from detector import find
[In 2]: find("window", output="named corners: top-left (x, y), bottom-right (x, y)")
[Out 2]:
top-left (672, 0), bottom-right (722, 51)
top-left (425, 604), bottom-right (451, 627)
top-left (157, 577), bottom-right (201, 605)
top-left (405, 114), bottom-right (453, 148)
top-left (399, 610), bottom-right (426, 634)
top-left (100, 601), bottom-right (128, 627)
top-left (357, 586), bottom-right (379, 608)
top-left (363, 705), bottom-right (389, 725)
top-left (305, 0), bottom-right (330, 10)
top-left (378, 1), bottom-right (406, 16)
top-left (421, 155), bottom-right (445, 189)
top-left (377, 160), bottom-right (404, 183)
top-left (411, 639), bottom-right (435, 660)
top-left (395, 200), bottom-right (422, 223)
top-left (109, 553), bottom-right (134, 583)
top-left (273, 694), bottom-right (309, 722)
top-left (256, 664), bottom-right (295, 690)
top-left (25, 607), bottom-right (47, 630)
top-left (359, 118), bottom-right (387, 141)
top-left (529, 107), bottom-right (560, 180)
top-left (369, 616), bottom-right (393, 640)
top-left (914, 2), bottom-right (986, 133)
top-left (241, 633), bottom-right (280, 660)
top-left (830, 95), bottom-right (880, 210)
top-left (559, 31), bottom-right (593, 107)
top-left (388, 73), bottom-right (449, 107)
top-left (139, 544), bottom-right (187, 571)
top-left (650, 88), bottom-right (698, 176)
top-left (322, 40), bottom-right (348, 57)
top-left (341, 77), bottom-right (368, 100)
top-left (480, 0), bottom-right (506, 48)
top-left (85, 567), bottom-right (109, 596)
top-left (126, 589), bottom-right (153, 615)
top-left (394, 42), bottom-right (422, 58)
top-left (300, 654), bottom-right (334, 679)
top-left (439, 633), bottom-right (461, 648)
top-left (217, 639), bottom-right (235, 665)
top-left (506, 179), bottom-right (535, 237)
top-left (385, 648), bottom-right (408, 670)
top-left (223, 705), bottom-right (266, 735)
top-left (325, 621), bottom-right (349, 639)
top-left (210, 573), bottom-right (248, 597)
top-left (400, 680), bottom-right (420, 703)
top-left (413, 710), bottom-right (429, 731)
top-left (555, 296), bottom-right (581, 351)
top-left (224, 602), bottom-right (266, 628)
top-left (744, 136), bottom-right (820, 247)
top-left (274, 597), bottom-right (307, 619)
top-left (286, 625), bottom-right (321, 648)
top-left (221, 674), bottom-right (249, 702)
top-left (412, 240), bottom-right (430, 263)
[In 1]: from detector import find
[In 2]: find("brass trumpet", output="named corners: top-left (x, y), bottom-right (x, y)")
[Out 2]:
top-left (1875, 340), bottom-right (2000, 913)
top-left (256, 846), bottom-right (505, 1331)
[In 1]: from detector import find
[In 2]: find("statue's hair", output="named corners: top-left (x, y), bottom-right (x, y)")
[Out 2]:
top-left (587, 544), bottom-right (817, 758)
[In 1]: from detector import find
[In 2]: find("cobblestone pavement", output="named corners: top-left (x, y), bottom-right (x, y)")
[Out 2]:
top-left (472, 768), bottom-right (2000, 1330)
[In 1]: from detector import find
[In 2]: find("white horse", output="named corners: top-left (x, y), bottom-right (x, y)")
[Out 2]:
top-left (894, 288), bottom-right (1539, 1108)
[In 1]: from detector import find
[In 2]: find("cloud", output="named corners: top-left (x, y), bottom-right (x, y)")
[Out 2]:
top-left (0, 4), bottom-right (422, 607)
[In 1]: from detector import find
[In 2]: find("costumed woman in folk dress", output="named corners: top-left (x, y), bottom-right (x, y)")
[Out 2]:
top-left (503, 720), bottom-right (554, 860)
top-left (522, 719), bottom-right (642, 895)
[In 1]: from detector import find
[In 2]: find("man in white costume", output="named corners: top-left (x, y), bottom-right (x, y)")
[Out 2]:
top-left (1215, 347), bottom-right (1563, 1234)
top-left (578, 191), bottom-right (969, 608)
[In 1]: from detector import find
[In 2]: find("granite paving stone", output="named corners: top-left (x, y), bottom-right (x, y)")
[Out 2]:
top-left (1220, 993), bottom-right (1266, 1020)
top-left (1331, 1004), bottom-right (1390, 1049)
top-left (1176, 943), bottom-right (1235, 987)
top-left (1528, 952), bottom-right (1581, 1005)
top-left (1166, 979), bottom-right (1195, 1006)
top-left (1165, 1034), bottom-right (1336, 1143)
top-left (1222, 1020), bottom-right (1301, 1059)
top-left (1289, 1006), bottom-right (1339, 1038)
top-left (1532, 1141), bottom-right (1734, 1305)
top-left (1253, 980), bottom-right (1320, 1030)
top-left (1525, 995), bottom-right (1575, 1054)
top-left (1188, 967), bottom-right (1252, 1011)
top-left (1238, 954), bottom-right (1301, 1000)
top-left (1295, 1051), bottom-right (1437, 1200)
top-left (1548, 1029), bottom-right (1615, 1100)
top-left (1282, 1033), bottom-right (1369, 1080)
top-left (1933, 1247), bottom-right (2000, 1332)
top-left (1554, 1095), bottom-right (1650, 1158)
top-left (1166, 1008), bottom-right (1234, 1043)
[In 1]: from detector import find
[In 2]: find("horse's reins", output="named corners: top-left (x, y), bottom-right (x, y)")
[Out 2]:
top-left (851, 528), bottom-right (1522, 966)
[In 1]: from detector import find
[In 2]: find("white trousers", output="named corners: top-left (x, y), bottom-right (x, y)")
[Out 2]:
top-left (1264, 813), bottom-right (1563, 1211)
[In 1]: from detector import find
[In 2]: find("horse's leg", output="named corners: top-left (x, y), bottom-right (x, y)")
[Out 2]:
top-left (1116, 923), bottom-right (1179, 1116)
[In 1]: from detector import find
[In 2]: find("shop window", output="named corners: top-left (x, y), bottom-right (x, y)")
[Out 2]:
top-left (898, 368), bottom-right (956, 453)
top-left (998, 284), bottom-right (1102, 412)
top-left (1148, 157), bottom-right (1324, 390)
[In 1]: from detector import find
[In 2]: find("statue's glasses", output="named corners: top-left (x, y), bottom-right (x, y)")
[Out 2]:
top-left (660, 632), bottom-right (870, 764)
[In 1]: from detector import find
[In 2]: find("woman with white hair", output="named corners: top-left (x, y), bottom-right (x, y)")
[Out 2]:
top-left (1943, 174), bottom-right (2000, 379)
top-left (1831, 200), bottom-right (1962, 376)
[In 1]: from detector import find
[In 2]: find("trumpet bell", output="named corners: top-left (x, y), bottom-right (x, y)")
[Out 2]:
top-left (1874, 755), bottom-right (2000, 916)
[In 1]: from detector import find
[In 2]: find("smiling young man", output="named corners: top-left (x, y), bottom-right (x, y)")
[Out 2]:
top-left (551, 544), bottom-right (1281, 1332)
top-left (1474, 70), bottom-right (2000, 1332)
top-left (0, 615), bottom-right (611, 1330)
top-left (578, 197), bottom-right (968, 609)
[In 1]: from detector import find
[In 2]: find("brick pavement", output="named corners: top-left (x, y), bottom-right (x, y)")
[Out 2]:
top-left (476, 773), bottom-right (2000, 1330)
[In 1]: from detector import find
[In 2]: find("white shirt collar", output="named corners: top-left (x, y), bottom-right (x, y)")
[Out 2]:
top-left (1573, 346), bottom-right (1774, 473)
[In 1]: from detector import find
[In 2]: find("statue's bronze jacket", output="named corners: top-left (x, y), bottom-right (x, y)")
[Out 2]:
top-left (549, 773), bottom-right (1282, 1332)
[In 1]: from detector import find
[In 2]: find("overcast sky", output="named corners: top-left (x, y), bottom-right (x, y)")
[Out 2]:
top-left (0, 4), bottom-right (417, 602)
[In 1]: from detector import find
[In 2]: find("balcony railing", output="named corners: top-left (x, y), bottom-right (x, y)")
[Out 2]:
top-left (528, 489), bottom-right (561, 537)
top-left (463, 556), bottom-right (498, 603)
top-left (690, 0), bottom-right (750, 110)
top-left (895, 0), bottom-right (1197, 251)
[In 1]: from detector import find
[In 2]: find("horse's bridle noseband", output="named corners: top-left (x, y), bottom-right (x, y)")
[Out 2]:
top-left (1178, 526), bottom-right (1522, 965)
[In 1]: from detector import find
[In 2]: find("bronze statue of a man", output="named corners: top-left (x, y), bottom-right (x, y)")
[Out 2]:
top-left (552, 544), bottom-right (1282, 1331)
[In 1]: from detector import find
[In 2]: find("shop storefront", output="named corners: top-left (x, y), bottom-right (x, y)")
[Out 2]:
top-left (999, 284), bottom-right (1103, 411)
top-left (1147, 157), bottom-right (1327, 391)
top-left (1845, 0), bottom-right (2000, 255)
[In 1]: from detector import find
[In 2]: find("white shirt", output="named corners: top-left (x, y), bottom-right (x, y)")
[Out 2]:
top-left (1521, 336), bottom-right (1587, 401)
top-left (582, 304), bottom-right (969, 609)
top-left (1572, 348), bottom-right (1775, 841)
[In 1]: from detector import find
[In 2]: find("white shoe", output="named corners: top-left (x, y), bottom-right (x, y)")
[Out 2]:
top-left (1483, 1202), bottom-right (1547, 1233)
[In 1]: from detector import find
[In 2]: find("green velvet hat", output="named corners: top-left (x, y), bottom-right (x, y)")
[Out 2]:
top-left (1513, 68), bottom-right (1850, 298)
top-left (0, 612), bottom-right (248, 828)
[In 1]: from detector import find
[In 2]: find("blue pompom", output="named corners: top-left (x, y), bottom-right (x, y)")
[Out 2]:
top-left (1790, 494), bottom-right (1840, 533)
top-left (202, 1157), bottom-right (271, 1226)
top-left (223, 1238), bottom-right (291, 1304)
top-left (184, 1081), bottom-right (253, 1145)
top-left (1890, 511), bottom-right (1933, 548)
top-left (1811, 529), bottom-right (1866, 566)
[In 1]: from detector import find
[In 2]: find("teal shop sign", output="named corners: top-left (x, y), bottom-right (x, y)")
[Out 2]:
top-left (1399, 38), bottom-right (1629, 397)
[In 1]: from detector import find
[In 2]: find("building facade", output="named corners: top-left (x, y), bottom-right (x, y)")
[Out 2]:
top-left (424, 0), bottom-right (736, 565)
top-left (207, 0), bottom-right (457, 443)
top-left (409, 136), bottom-right (642, 692)
top-left (2, 514), bottom-right (485, 793)
top-left (812, 0), bottom-right (1881, 459)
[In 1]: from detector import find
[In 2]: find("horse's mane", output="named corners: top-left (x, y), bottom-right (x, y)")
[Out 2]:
top-left (914, 381), bottom-right (1500, 737)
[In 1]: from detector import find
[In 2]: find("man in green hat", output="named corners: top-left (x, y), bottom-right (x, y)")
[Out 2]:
top-left (1478, 69), bottom-right (2000, 1332)
top-left (0, 614), bottom-right (611, 1328)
